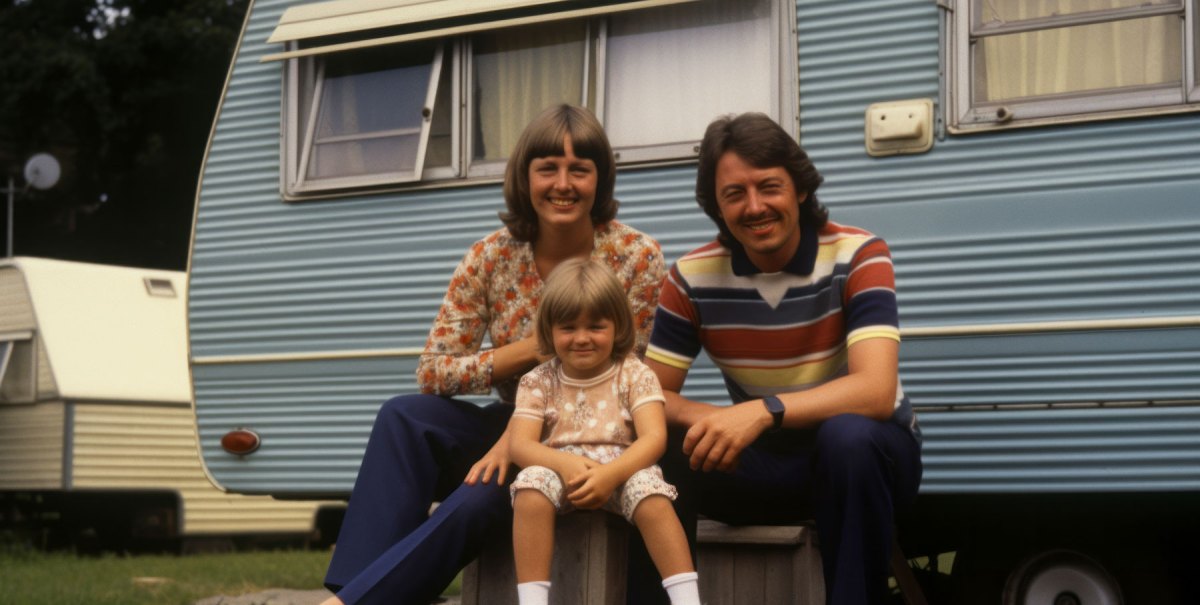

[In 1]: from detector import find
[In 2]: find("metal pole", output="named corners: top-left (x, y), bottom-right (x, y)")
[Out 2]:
top-left (5, 175), bottom-right (13, 258)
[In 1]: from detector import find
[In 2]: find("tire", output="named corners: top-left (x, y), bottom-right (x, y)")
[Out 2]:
top-left (1002, 549), bottom-right (1122, 605)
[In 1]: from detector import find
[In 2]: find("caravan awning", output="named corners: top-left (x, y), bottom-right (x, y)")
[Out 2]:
top-left (262, 0), bottom-right (698, 62)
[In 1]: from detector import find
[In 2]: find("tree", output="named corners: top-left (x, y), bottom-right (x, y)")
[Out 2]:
top-left (0, 0), bottom-right (249, 269)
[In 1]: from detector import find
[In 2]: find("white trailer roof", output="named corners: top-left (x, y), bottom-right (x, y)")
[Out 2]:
top-left (3, 257), bottom-right (190, 403)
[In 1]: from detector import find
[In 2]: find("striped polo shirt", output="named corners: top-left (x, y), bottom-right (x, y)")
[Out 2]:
top-left (646, 220), bottom-right (918, 436)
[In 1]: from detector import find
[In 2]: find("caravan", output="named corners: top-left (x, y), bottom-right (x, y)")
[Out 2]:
top-left (188, 1), bottom-right (1200, 601)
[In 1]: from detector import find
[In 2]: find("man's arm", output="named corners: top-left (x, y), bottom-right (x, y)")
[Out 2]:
top-left (644, 358), bottom-right (720, 429)
top-left (650, 337), bottom-right (900, 473)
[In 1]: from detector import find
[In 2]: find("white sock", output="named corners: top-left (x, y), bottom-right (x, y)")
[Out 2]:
top-left (661, 571), bottom-right (701, 605)
top-left (516, 580), bottom-right (551, 605)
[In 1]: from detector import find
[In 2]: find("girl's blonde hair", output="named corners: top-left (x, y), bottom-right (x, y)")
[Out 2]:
top-left (536, 258), bottom-right (635, 362)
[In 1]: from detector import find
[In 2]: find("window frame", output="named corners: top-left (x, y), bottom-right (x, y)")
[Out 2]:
top-left (277, 0), bottom-right (797, 198)
top-left (947, 0), bottom-right (1200, 134)
top-left (0, 331), bottom-right (37, 404)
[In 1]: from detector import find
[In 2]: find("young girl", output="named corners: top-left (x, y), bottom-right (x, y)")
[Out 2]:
top-left (508, 258), bottom-right (700, 605)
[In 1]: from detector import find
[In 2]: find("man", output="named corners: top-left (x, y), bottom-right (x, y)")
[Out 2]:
top-left (643, 113), bottom-right (922, 604)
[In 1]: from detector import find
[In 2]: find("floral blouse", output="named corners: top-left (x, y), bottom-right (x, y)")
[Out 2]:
top-left (417, 221), bottom-right (665, 403)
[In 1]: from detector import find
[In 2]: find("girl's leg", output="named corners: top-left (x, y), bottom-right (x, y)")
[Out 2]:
top-left (324, 394), bottom-right (511, 604)
top-left (631, 495), bottom-right (694, 578)
top-left (512, 489), bottom-right (558, 583)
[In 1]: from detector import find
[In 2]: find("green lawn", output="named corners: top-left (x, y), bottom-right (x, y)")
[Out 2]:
top-left (1, 547), bottom-right (333, 605)
top-left (0, 546), bottom-right (464, 605)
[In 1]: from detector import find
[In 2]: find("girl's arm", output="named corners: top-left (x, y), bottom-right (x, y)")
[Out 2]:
top-left (509, 417), bottom-right (596, 484)
top-left (566, 402), bottom-right (667, 509)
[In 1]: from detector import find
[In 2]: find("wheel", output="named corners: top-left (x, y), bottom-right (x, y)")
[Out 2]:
top-left (1002, 549), bottom-right (1122, 605)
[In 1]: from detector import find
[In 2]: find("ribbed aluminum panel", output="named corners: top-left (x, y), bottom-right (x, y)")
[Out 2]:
top-left (70, 402), bottom-right (329, 534)
top-left (0, 401), bottom-right (64, 489)
top-left (190, 0), bottom-right (1200, 496)
top-left (919, 405), bottom-right (1200, 493)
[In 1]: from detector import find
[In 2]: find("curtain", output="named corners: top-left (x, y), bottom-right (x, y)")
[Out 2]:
top-left (978, 0), bottom-right (1182, 102)
top-left (604, 0), bottom-right (773, 149)
top-left (473, 22), bottom-right (587, 161)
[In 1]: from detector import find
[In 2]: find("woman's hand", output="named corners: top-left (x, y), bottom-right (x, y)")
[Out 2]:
top-left (464, 429), bottom-right (512, 485)
top-left (566, 464), bottom-right (620, 510)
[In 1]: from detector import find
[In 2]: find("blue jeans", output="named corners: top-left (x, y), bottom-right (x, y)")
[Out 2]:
top-left (628, 413), bottom-right (922, 605)
top-left (324, 394), bottom-right (513, 605)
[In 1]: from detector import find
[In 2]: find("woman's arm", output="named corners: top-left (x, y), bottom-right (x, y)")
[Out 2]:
top-left (625, 239), bottom-right (667, 356)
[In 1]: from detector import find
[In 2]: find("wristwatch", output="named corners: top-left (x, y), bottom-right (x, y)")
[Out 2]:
top-left (761, 395), bottom-right (785, 432)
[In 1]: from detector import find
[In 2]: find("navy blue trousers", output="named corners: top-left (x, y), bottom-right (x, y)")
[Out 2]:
top-left (324, 394), bottom-right (514, 605)
top-left (628, 413), bottom-right (922, 605)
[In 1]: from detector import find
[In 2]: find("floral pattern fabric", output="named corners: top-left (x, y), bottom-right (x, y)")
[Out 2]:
top-left (510, 444), bottom-right (678, 522)
top-left (416, 221), bottom-right (665, 403)
top-left (512, 356), bottom-right (664, 449)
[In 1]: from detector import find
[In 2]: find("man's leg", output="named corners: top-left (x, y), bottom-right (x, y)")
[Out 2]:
top-left (812, 414), bottom-right (922, 605)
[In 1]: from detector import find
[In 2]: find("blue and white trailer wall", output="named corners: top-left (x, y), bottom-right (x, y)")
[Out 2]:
top-left (188, 0), bottom-right (1200, 601)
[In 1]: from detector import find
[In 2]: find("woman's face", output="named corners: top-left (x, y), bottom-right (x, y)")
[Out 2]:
top-left (528, 134), bottom-right (597, 235)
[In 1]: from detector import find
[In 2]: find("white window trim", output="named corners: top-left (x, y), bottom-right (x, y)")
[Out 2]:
top-left (277, 0), bottom-right (797, 198)
top-left (0, 331), bottom-right (36, 404)
top-left (947, 0), bottom-right (1200, 134)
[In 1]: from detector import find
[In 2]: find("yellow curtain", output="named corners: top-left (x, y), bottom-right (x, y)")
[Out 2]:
top-left (979, 0), bottom-right (1181, 102)
top-left (473, 21), bottom-right (587, 161)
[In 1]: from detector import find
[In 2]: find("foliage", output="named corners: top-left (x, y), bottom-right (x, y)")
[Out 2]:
top-left (0, 0), bottom-right (250, 269)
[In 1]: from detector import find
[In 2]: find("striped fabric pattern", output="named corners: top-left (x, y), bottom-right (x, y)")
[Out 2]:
top-left (647, 221), bottom-right (916, 433)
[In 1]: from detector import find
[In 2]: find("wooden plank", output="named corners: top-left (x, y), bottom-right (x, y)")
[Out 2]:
top-left (697, 520), bottom-right (809, 545)
top-left (462, 510), bottom-right (627, 605)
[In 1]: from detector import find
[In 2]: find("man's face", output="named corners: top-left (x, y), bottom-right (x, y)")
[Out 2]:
top-left (714, 151), bottom-right (806, 272)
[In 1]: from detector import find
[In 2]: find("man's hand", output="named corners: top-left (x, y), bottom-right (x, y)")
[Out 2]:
top-left (683, 401), bottom-right (773, 472)
top-left (566, 464), bottom-right (621, 509)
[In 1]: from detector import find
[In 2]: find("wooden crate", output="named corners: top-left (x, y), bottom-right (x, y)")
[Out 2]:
top-left (461, 510), bottom-right (629, 605)
top-left (696, 520), bottom-right (824, 605)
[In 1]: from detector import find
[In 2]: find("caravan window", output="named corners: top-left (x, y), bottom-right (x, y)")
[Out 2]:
top-left (947, 0), bottom-right (1200, 132)
top-left (276, 0), bottom-right (794, 196)
top-left (0, 334), bottom-right (36, 404)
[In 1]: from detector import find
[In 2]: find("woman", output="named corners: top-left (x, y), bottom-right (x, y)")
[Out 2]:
top-left (321, 104), bottom-right (666, 605)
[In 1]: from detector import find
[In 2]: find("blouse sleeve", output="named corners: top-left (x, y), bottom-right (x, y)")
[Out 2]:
top-left (626, 237), bottom-right (667, 357)
top-left (417, 240), bottom-right (496, 395)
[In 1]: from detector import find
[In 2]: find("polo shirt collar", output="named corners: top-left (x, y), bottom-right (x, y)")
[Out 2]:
top-left (729, 221), bottom-right (818, 277)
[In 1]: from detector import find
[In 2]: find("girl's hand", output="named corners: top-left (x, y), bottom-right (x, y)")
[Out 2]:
top-left (465, 432), bottom-right (511, 485)
top-left (566, 465), bottom-right (620, 509)
top-left (557, 454), bottom-right (597, 486)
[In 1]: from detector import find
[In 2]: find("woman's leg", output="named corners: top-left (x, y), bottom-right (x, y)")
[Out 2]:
top-left (324, 393), bottom-right (512, 604)
top-left (512, 489), bottom-right (557, 583)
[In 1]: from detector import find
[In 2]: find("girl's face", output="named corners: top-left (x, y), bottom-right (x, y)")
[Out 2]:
top-left (552, 313), bottom-right (615, 380)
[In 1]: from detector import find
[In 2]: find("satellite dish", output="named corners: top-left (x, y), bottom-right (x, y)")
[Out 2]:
top-left (24, 153), bottom-right (61, 190)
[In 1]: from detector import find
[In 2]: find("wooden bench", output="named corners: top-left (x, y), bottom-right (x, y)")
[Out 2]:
top-left (462, 513), bottom-right (925, 605)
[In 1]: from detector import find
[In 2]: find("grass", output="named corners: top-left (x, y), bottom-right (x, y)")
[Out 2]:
top-left (0, 546), bottom-right (333, 605)
top-left (0, 545), bottom-right (464, 605)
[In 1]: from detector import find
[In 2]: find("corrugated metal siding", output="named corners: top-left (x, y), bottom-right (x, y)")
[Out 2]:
top-left (0, 265), bottom-right (57, 399)
top-left (190, 0), bottom-right (1200, 496)
top-left (0, 267), bottom-right (35, 333)
top-left (188, 0), bottom-right (722, 493)
top-left (0, 402), bottom-right (64, 489)
top-left (71, 402), bottom-right (329, 534)
top-left (919, 405), bottom-right (1200, 493)
top-left (796, 0), bottom-right (1200, 493)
